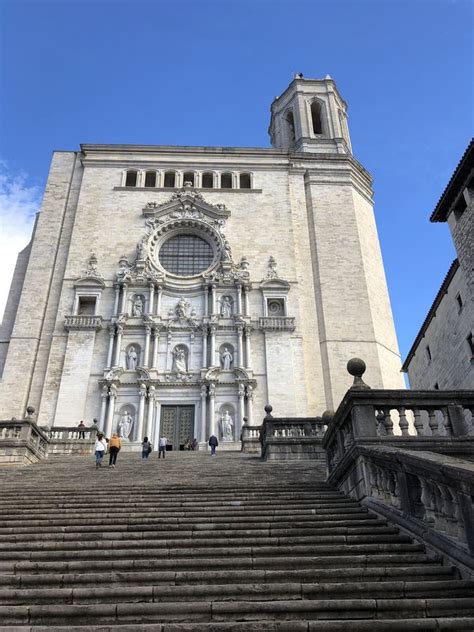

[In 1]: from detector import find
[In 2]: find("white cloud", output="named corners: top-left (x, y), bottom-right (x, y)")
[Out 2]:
top-left (0, 164), bottom-right (40, 324)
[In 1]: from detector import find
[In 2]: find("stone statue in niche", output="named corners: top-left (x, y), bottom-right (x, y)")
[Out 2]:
top-left (176, 297), bottom-right (190, 320)
top-left (173, 347), bottom-right (188, 374)
top-left (220, 296), bottom-right (233, 318)
top-left (221, 411), bottom-right (234, 441)
top-left (220, 346), bottom-right (233, 371)
top-left (132, 296), bottom-right (144, 317)
top-left (126, 346), bottom-right (138, 370)
top-left (118, 411), bottom-right (134, 439)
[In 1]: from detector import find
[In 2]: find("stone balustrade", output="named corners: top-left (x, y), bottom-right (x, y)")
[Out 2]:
top-left (258, 316), bottom-right (295, 331)
top-left (260, 406), bottom-right (327, 461)
top-left (321, 358), bottom-right (474, 578)
top-left (64, 314), bottom-right (103, 330)
top-left (0, 420), bottom-right (49, 465)
top-left (48, 425), bottom-right (98, 455)
top-left (240, 422), bottom-right (261, 453)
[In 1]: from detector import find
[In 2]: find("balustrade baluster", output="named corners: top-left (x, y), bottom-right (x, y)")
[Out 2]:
top-left (427, 407), bottom-right (439, 435)
top-left (441, 407), bottom-right (453, 436)
top-left (412, 407), bottom-right (424, 435)
top-left (383, 408), bottom-right (394, 436)
top-left (398, 406), bottom-right (409, 436)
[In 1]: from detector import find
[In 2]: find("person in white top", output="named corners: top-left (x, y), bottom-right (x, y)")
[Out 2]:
top-left (158, 436), bottom-right (167, 458)
top-left (94, 433), bottom-right (107, 469)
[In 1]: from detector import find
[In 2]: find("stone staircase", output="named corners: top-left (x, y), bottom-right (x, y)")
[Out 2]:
top-left (0, 451), bottom-right (473, 631)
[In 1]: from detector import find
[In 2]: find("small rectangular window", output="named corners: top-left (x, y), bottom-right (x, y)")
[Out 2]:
top-left (77, 297), bottom-right (96, 315)
top-left (240, 173), bottom-right (251, 189)
top-left (183, 172), bottom-right (195, 187)
top-left (164, 172), bottom-right (176, 188)
top-left (125, 171), bottom-right (137, 187)
top-left (426, 345), bottom-right (432, 362)
top-left (221, 173), bottom-right (233, 189)
top-left (145, 171), bottom-right (157, 187)
top-left (456, 293), bottom-right (463, 312)
top-left (202, 173), bottom-right (214, 188)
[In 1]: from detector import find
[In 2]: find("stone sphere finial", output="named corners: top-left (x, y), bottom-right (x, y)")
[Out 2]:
top-left (25, 406), bottom-right (35, 420)
top-left (264, 404), bottom-right (273, 415)
top-left (242, 416), bottom-right (248, 425)
top-left (322, 409), bottom-right (334, 424)
top-left (347, 358), bottom-right (370, 390)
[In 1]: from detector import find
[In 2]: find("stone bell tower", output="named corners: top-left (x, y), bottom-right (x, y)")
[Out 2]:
top-left (268, 74), bottom-right (352, 154)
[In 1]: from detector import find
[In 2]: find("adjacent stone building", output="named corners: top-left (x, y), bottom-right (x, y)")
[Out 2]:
top-left (402, 140), bottom-right (474, 389)
top-left (0, 75), bottom-right (404, 449)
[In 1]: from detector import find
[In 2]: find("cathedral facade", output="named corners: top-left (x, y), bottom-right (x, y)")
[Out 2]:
top-left (0, 76), bottom-right (404, 449)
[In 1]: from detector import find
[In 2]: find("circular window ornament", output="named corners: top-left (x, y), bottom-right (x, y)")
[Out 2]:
top-left (158, 234), bottom-right (214, 277)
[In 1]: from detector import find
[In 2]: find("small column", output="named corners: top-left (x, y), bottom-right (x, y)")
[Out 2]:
top-left (238, 383), bottom-right (245, 440)
top-left (209, 383), bottom-right (216, 438)
top-left (99, 385), bottom-right (108, 430)
top-left (236, 284), bottom-right (242, 315)
top-left (154, 402), bottom-right (161, 448)
top-left (143, 325), bottom-right (151, 368)
top-left (106, 325), bottom-right (115, 368)
top-left (104, 385), bottom-right (117, 438)
top-left (152, 328), bottom-right (159, 369)
top-left (156, 285), bottom-right (163, 316)
top-left (120, 283), bottom-right (128, 314)
top-left (204, 285), bottom-right (209, 316)
top-left (136, 383), bottom-right (146, 441)
top-left (237, 325), bottom-right (243, 368)
top-left (166, 332), bottom-right (172, 371)
top-left (246, 385), bottom-right (254, 424)
top-left (148, 283), bottom-right (155, 315)
top-left (114, 326), bottom-right (123, 367)
top-left (145, 385), bottom-right (155, 439)
top-left (200, 385), bottom-right (208, 443)
top-left (244, 286), bottom-right (250, 317)
top-left (113, 284), bottom-right (121, 315)
top-left (244, 326), bottom-right (252, 369)
top-left (211, 284), bottom-right (217, 315)
top-left (202, 326), bottom-right (208, 368)
top-left (210, 324), bottom-right (216, 367)
top-left (189, 331), bottom-right (195, 371)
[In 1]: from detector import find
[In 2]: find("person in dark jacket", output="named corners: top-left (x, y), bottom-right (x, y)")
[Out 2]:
top-left (208, 434), bottom-right (218, 456)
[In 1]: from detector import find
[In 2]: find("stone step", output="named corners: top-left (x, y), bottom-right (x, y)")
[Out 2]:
top-left (0, 579), bottom-right (473, 606)
top-left (0, 542), bottom-right (426, 562)
top-left (0, 517), bottom-right (394, 536)
top-left (0, 523), bottom-right (402, 543)
top-left (2, 619), bottom-right (474, 631)
top-left (0, 533), bottom-right (415, 553)
top-left (0, 553), bottom-right (441, 575)
top-left (1, 596), bottom-right (474, 625)
top-left (0, 564), bottom-right (457, 589)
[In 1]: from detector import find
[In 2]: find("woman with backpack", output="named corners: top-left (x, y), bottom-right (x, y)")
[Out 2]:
top-left (142, 436), bottom-right (152, 459)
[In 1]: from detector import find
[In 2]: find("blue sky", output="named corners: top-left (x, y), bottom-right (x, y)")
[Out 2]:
top-left (0, 0), bottom-right (472, 364)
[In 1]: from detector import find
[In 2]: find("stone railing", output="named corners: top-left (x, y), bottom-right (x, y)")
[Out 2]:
top-left (260, 406), bottom-right (327, 462)
top-left (0, 420), bottom-right (49, 465)
top-left (240, 420), bottom-right (261, 453)
top-left (48, 425), bottom-right (98, 455)
top-left (322, 358), bottom-right (474, 577)
top-left (64, 314), bottom-right (103, 331)
top-left (259, 316), bottom-right (296, 332)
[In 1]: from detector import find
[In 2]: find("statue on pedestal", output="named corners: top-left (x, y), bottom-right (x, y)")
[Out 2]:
top-left (220, 347), bottom-right (233, 370)
top-left (126, 346), bottom-right (138, 370)
top-left (221, 411), bottom-right (234, 441)
top-left (118, 411), bottom-right (134, 439)
top-left (220, 296), bottom-right (232, 317)
top-left (173, 347), bottom-right (188, 374)
top-left (132, 296), bottom-right (143, 317)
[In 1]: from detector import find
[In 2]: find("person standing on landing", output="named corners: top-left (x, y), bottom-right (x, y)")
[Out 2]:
top-left (108, 433), bottom-right (121, 468)
top-left (158, 436), bottom-right (167, 458)
top-left (208, 434), bottom-right (218, 456)
top-left (142, 436), bottom-right (152, 459)
top-left (94, 433), bottom-right (107, 469)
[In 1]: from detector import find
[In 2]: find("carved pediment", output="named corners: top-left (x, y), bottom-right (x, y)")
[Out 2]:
top-left (142, 187), bottom-right (231, 224)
